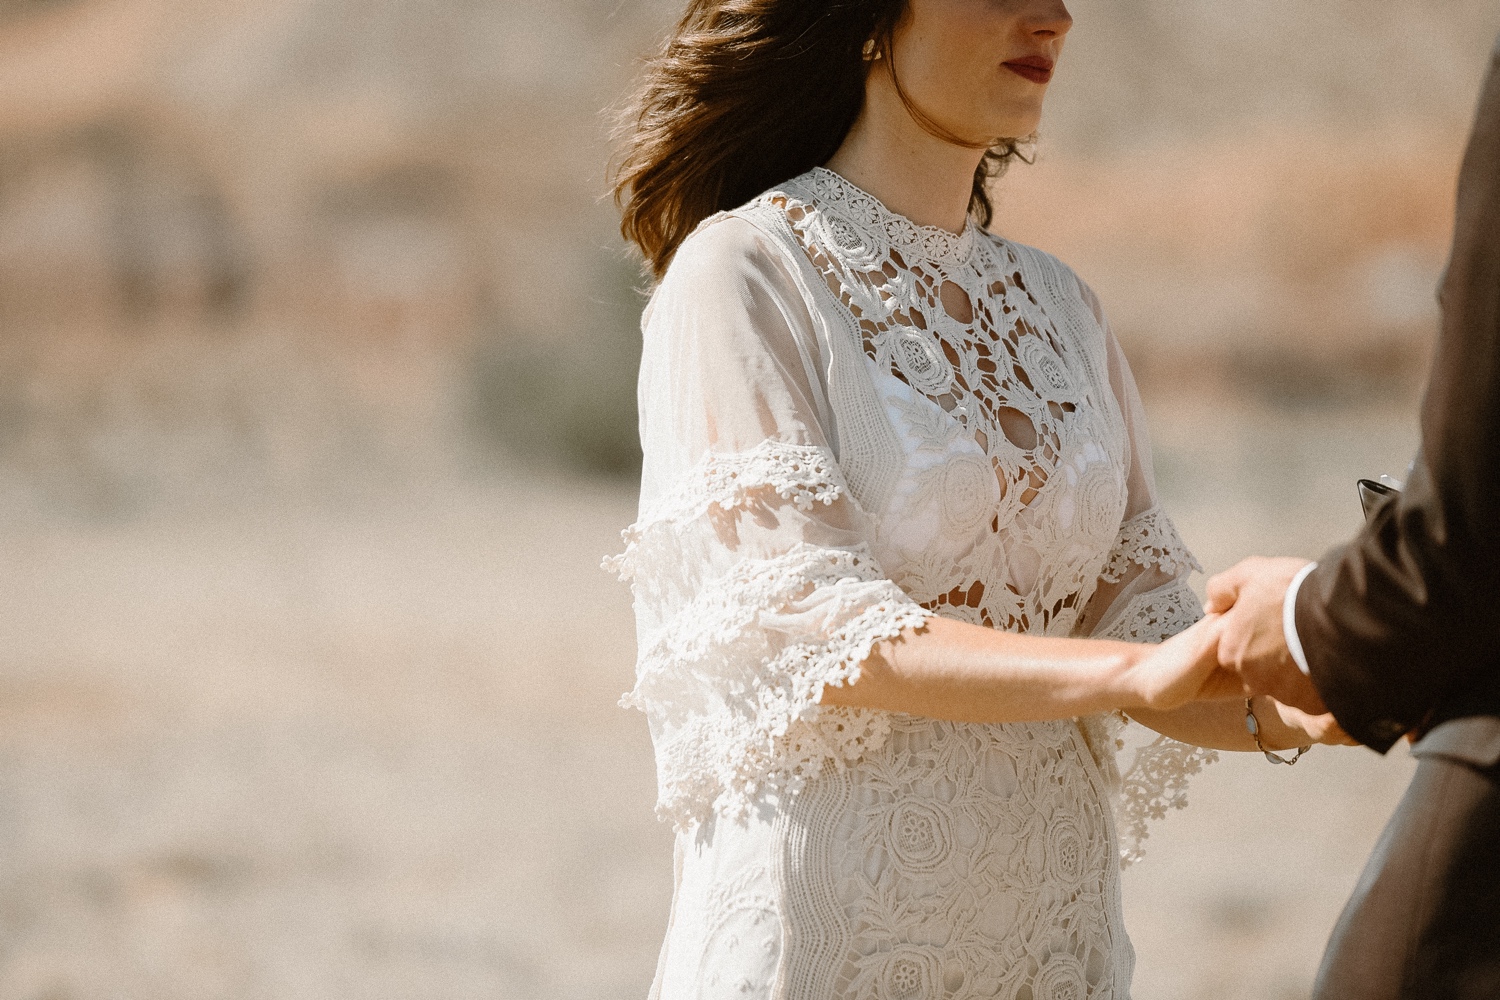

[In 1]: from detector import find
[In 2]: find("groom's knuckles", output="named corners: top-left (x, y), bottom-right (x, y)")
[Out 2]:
top-left (1204, 570), bottom-right (1243, 611)
top-left (1203, 582), bottom-right (1231, 613)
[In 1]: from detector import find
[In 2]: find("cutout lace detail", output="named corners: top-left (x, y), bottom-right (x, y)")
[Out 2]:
top-left (1098, 577), bottom-right (1217, 865)
top-left (798, 165), bottom-right (978, 266)
top-left (644, 439), bottom-right (844, 523)
top-left (1078, 702), bottom-right (1219, 869)
top-left (772, 168), bottom-right (1127, 639)
top-left (626, 542), bottom-right (933, 827)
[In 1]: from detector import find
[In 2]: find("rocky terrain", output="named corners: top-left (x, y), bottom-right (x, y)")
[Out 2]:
top-left (0, 399), bottom-right (1426, 1000)
top-left (0, 0), bottom-right (1492, 498)
top-left (0, 1), bottom-right (1495, 996)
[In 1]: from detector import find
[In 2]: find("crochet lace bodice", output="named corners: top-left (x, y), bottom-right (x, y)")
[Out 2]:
top-left (608, 167), bottom-right (1213, 1000)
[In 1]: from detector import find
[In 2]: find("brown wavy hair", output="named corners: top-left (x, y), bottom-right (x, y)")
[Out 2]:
top-left (613, 0), bottom-right (1028, 278)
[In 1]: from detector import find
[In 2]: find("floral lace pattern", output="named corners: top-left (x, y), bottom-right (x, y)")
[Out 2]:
top-left (777, 716), bottom-right (1133, 1000)
top-left (1101, 508), bottom-right (1204, 584)
top-left (648, 439), bottom-right (845, 526)
top-left (1100, 579), bottom-right (1205, 645)
top-left (619, 168), bottom-right (1211, 1000)
top-left (1095, 578), bottom-right (1219, 866)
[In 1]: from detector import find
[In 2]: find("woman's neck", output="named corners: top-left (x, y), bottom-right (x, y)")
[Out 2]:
top-left (823, 73), bottom-right (986, 235)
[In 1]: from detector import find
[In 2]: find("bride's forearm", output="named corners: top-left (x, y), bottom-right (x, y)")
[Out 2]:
top-left (1124, 701), bottom-right (1255, 751)
top-left (819, 615), bottom-right (1151, 725)
top-left (1126, 696), bottom-right (1313, 752)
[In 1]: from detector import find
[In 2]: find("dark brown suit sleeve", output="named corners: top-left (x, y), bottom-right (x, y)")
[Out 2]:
top-left (1295, 37), bottom-right (1500, 752)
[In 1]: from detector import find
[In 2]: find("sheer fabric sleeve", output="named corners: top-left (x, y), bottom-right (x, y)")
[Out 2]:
top-left (1074, 281), bottom-right (1218, 868)
top-left (604, 216), bottom-right (935, 831)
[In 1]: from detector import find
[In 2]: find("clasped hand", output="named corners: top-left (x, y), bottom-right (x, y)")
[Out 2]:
top-left (1122, 557), bottom-right (1355, 748)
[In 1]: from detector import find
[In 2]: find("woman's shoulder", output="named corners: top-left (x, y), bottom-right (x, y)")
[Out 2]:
top-left (642, 197), bottom-right (822, 352)
top-left (669, 197), bottom-right (804, 280)
top-left (656, 200), bottom-right (809, 309)
top-left (668, 211), bottom-right (785, 278)
top-left (665, 171), bottom-right (816, 274)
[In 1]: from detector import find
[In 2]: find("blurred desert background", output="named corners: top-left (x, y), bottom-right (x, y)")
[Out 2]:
top-left (0, 1), bottom-right (1495, 997)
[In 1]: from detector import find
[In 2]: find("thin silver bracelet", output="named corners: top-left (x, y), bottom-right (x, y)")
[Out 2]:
top-left (1244, 698), bottom-right (1312, 765)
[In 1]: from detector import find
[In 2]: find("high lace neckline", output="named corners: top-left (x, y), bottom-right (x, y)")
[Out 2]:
top-left (796, 166), bottom-right (979, 267)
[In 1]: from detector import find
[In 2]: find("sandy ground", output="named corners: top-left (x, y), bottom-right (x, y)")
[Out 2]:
top-left (0, 398), bottom-right (1425, 1000)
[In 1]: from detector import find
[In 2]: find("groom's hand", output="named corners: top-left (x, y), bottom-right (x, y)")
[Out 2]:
top-left (1205, 557), bottom-right (1328, 715)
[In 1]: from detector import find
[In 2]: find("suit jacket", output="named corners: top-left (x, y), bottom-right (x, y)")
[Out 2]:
top-left (1296, 37), bottom-right (1500, 756)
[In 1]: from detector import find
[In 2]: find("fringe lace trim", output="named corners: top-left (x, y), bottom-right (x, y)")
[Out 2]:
top-left (1096, 578), bottom-right (1218, 867)
top-left (1117, 735), bottom-right (1219, 868)
top-left (1100, 507), bottom-right (1203, 584)
top-left (603, 440), bottom-right (845, 582)
top-left (625, 545), bottom-right (933, 829)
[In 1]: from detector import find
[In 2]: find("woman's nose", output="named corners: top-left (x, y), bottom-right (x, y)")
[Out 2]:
top-left (1029, 1), bottom-right (1073, 38)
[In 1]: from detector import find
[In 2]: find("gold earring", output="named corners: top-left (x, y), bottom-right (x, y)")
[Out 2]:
top-left (862, 38), bottom-right (882, 61)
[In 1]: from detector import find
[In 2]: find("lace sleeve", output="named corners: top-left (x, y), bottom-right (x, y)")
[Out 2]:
top-left (607, 216), bottom-right (933, 831)
top-left (1096, 508), bottom-right (1203, 643)
top-left (1075, 282), bottom-right (1217, 868)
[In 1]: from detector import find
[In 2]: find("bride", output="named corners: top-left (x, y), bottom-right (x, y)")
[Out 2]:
top-left (607, 1), bottom-right (1348, 997)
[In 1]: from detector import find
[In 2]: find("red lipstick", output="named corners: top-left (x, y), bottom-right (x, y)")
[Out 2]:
top-left (1002, 55), bottom-right (1054, 84)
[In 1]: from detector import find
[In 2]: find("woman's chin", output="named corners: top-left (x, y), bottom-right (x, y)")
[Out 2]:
top-left (981, 122), bottom-right (1039, 146)
top-left (978, 105), bottom-right (1043, 143)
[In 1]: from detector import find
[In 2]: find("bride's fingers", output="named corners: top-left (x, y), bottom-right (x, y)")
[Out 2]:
top-left (1164, 609), bottom-right (1224, 649)
top-left (1136, 615), bottom-right (1232, 709)
top-left (1178, 616), bottom-right (1244, 700)
top-left (1273, 702), bottom-right (1359, 746)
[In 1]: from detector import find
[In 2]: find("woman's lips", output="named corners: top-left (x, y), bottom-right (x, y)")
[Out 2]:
top-left (1002, 57), bottom-right (1054, 84)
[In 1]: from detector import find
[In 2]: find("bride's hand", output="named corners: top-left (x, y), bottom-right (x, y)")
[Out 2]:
top-left (1269, 699), bottom-right (1359, 747)
top-left (1121, 613), bottom-right (1244, 711)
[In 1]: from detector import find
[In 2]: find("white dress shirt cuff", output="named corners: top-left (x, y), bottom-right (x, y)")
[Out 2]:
top-left (1282, 562), bottom-right (1318, 676)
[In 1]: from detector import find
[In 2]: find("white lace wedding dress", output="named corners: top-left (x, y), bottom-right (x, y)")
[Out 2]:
top-left (606, 167), bottom-right (1215, 1000)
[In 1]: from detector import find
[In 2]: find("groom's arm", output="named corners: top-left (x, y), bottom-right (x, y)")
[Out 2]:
top-left (1292, 38), bottom-right (1500, 751)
